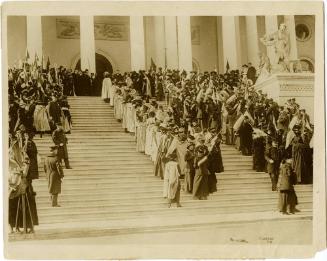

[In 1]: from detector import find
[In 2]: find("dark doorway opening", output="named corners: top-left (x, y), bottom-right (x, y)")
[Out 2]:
top-left (75, 53), bottom-right (113, 96)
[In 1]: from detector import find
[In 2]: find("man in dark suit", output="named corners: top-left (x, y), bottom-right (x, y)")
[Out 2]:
top-left (265, 139), bottom-right (281, 191)
top-left (48, 95), bottom-right (62, 131)
top-left (52, 123), bottom-right (72, 169)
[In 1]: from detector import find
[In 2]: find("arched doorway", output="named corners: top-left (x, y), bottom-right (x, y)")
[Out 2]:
top-left (75, 53), bottom-right (113, 96)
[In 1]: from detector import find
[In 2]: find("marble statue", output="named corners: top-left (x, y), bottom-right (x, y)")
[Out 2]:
top-left (256, 52), bottom-right (272, 84)
top-left (260, 23), bottom-right (291, 73)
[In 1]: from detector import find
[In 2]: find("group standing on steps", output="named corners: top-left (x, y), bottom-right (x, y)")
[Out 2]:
top-left (104, 65), bottom-right (313, 215)
top-left (8, 62), bottom-right (74, 234)
top-left (7, 58), bottom-right (314, 234)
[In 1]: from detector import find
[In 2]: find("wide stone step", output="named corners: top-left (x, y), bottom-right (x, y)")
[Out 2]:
top-left (68, 129), bottom-right (129, 133)
top-left (35, 141), bottom-right (136, 146)
top-left (37, 164), bottom-right (153, 171)
top-left (35, 190), bottom-right (312, 207)
top-left (37, 144), bottom-right (137, 150)
top-left (33, 176), bottom-right (273, 191)
top-left (34, 181), bottom-right (275, 193)
top-left (35, 202), bottom-right (313, 224)
top-left (35, 136), bottom-right (134, 141)
top-left (37, 149), bottom-right (149, 157)
top-left (32, 185), bottom-right (312, 204)
top-left (35, 196), bottom-right (312, 213)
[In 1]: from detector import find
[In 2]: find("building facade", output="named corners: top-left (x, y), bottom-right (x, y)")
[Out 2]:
top-left (7, 15), bottom-right (315, 75)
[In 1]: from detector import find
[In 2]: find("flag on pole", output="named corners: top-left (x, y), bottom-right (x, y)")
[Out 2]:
top-left (46, 57), bottom-right (50, 72)
top-left (34, 53), bottom-right (39, 66)
top-left (150, 58), bottom-right (156, 71)
top-left (226, 60), bottom-right (230, 73)
top-left (41, 55), bottom-right (44, 70)
top-left (25, 49), bottom-right (30, 62)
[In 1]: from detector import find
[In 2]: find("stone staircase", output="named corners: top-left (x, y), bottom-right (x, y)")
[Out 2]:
top-left (18, 96), bottom-right (312, 239)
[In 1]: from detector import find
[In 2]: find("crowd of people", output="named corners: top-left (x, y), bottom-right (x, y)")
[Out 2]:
top-left (104, 64), bottom-right (313, 213)
top-left (8, 61), bottom-right (73, 233)
top-left (7, 57), bottom-right (314, 233)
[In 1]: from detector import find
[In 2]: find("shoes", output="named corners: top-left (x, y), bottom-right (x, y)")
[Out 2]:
top-left (66, 166), bottom-right (72, 169)
top-left (282, 212), bottom-right (289, 215)
top-left (52, 204), bottom-right (61, 207)
top-left (176, 203), bottom-right (182, 208)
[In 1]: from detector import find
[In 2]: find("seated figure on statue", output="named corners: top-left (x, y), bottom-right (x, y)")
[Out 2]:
top-left (260, 23), bottom-right (291, 73)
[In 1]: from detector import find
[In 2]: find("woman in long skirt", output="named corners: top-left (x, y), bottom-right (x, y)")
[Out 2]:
top-left (193, 145), bottom-right (210, 200)
top-left (184, 143), bottom-right (195, 193)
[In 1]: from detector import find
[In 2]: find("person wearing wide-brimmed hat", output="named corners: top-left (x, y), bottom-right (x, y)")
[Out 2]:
top-left (44, 145), bottom-right (64, 207)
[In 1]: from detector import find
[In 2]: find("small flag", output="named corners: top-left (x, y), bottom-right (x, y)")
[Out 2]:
top-left (226, 60), bottom-right (230, 73)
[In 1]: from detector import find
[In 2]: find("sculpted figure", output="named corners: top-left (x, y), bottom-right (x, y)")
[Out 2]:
top-left (260, 23), bottom-right (290, 72)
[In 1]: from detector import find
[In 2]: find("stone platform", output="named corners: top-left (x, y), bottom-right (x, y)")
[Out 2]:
top-left (254, 73), bottom-right (315, 119)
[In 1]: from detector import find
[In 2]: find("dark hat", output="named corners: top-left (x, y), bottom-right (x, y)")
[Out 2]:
top-left (187, 143), bottom-right (195, 150)
top-left (50, 145), bottom-right (58, 151)
top-left (196, 146), bottom-right (206, 154)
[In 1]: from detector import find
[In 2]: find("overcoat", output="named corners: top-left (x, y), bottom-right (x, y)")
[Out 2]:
top-left (265, 146), bottom-right (281, 174)
top-left (193, 155), bottom-right (209, 199)
top-left (25, 140), bottom-right (39, 180)
top-left (44, 154), bottom-right (64, 195)
top-left (48, 101), bottom-right (62, 124)
top-left (52, 129), bottom-right (69, 160)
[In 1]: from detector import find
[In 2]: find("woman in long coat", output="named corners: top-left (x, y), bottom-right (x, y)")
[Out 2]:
top-left (292, 136), bottom-right (310, 184)
top-left (278, 159), bottom-right (298, 214)
top-left (207, 135), bottom-right (224, 193)
top-left (184, 143), bottom-right (195, 193)
top-left (193, 145), bottom-right (210, 200)
top-left (44, 146), bottom-right (64, 207)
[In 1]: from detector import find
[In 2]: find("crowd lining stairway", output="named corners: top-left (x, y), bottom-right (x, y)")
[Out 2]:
top-left (12, 96), bottom-right (313, 240)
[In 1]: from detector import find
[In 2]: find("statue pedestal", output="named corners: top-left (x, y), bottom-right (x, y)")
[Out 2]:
top-left (254, 73), bottom-right (315, 120)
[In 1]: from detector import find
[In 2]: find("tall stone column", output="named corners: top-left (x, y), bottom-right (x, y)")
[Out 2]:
top-left (284, 15), bottom-right (298, 60)
top-left (153, 16), bottom-right (165, 68)
top-left (129, 16), bottom-right (146, 71)
top-left (245, 16), bottom-right (260, 67)
top-left (222, 16), bottom-right (240, 70)
top-left (80, 16), bottom-right (96, 73)
top-left (26, 16), bottom-right (43, 63)
top-left (164, 16), bottom-right (179, 69)
top-left (264, 16), bottom-right (279, 64)
top-left (177, 16), bottom-right (192, 72)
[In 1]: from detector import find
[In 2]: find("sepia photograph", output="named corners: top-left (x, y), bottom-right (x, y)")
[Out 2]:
top-left (2, 0), bottom-right (326, 259)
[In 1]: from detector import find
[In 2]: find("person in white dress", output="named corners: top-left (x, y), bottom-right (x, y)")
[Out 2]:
top-left (101, 72), bottom-right (113, 104)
